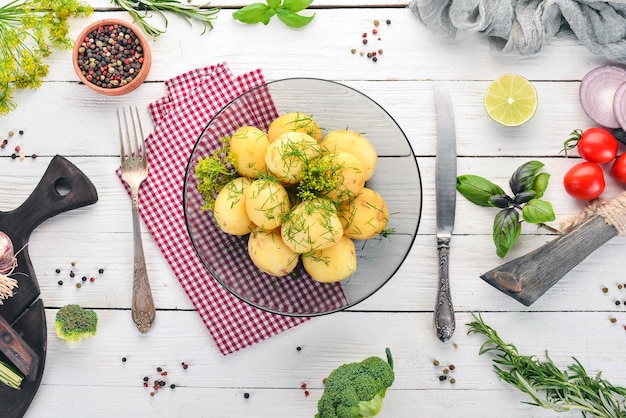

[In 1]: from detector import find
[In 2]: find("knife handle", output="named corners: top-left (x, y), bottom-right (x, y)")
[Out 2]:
top-left (435, 238), bottom-right (455, 342)
top-left (0, 314), bottom-right (38, 377)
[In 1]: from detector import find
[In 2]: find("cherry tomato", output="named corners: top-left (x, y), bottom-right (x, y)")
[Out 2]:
top-left (611, 153), bottom-right (626, 183)
top-left (563, 161), bottom-right (605, 200)
top-left (568, 127), bottom-right (618, 164)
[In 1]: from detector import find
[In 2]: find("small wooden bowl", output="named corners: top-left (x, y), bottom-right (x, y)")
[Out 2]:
top-left (72, 19), bottom-right (152, 96)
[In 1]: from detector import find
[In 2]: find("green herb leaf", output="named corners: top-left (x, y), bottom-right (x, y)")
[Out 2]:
top-left (531, 172), bottom-right (550, 199)
top-left (283, 0), bottom-right (313, 12)
top-left (513, 190), bottom-right (536, 205)
top-left (467, 313), bottom-right (626, 418)
top-left (0, 0), bottom-right (93, 115)
top-left (276, 7), bottom-right (315, 28)
top-left (112, 0), bottom-right (219, 37)
top-left (489, 194), bottom-right (513, 208)
top-left (233, 0), bottom-right (314, 27)
top-left (522, 199), bottom-right (555, 224)
top-left (509, 160), bottom-right (544, 195)
top-left (493, 208), bottom-right (521, 258)
top-left (457, 175), bottom-right (506, 207)
top-left (233, 3), bottom-right (274, 24)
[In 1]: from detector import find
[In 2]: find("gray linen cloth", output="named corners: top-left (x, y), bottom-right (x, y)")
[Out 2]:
top-left (408, 0), bottom-right (626, 63)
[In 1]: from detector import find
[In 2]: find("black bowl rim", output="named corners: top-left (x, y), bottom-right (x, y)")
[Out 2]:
top-left (182, 77), bottom-right (423, 317)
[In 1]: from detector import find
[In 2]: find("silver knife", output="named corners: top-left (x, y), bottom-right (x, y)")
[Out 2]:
top-left (434, 86), bottom-right (457, 342)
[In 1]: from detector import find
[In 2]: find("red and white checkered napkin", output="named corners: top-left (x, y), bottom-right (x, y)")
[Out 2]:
top-left (125, 63), bottom-right (311, 355)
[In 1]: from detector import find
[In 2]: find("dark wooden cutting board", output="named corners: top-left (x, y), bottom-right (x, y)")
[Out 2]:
top-left (0, 155), bottom-right (98, 418)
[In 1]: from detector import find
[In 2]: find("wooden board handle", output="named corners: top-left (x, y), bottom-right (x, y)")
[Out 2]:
top-left (480, 215), bottom-right (618, 306)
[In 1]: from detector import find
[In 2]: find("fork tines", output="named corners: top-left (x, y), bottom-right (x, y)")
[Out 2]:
top-left (117, 106), bottom-right (146, 161)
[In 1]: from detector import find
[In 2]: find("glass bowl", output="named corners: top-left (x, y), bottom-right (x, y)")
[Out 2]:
top-left (183, 78), bottom-right (422, 316)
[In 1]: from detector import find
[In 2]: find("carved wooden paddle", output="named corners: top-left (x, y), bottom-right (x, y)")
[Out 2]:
top-left (481, 214), bottom-right (618, 306)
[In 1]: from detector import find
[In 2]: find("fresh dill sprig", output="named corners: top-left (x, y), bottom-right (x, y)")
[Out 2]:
top-left (0, 0), bottom-right (93, 115)
top-left (467, 313), bottom-right (626, 418)
top-left (196, 136), bottom-right (236, 211)
top-left (111, 0), bottom-right (219, 38)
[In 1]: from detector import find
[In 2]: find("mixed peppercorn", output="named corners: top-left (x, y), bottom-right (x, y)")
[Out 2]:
top-left (351, 19), bottom-right (391, 63)
top-left (76, 23), bottom-right (146, 89)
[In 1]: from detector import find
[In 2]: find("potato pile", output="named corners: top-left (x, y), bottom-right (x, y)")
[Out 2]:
top-left (207, 112), bottom-right (389, 283)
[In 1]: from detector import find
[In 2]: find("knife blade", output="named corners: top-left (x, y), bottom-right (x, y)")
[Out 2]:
top-left (434, 86), bottom-right (457, 342)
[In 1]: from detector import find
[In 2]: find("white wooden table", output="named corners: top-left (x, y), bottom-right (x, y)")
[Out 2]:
top-left (2, 1), bottom-right (625, 417)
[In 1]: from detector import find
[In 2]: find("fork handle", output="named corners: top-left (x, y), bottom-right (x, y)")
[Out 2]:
top-left (131, 192), bottom-right (155, 333)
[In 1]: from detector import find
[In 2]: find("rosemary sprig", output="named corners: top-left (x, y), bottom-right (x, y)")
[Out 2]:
top-left (467, 313), bottom-right (626, 418)
top-left (0, 360), bottom-right (24, 389)
top-left (111, 0), bottom-right (220, 37)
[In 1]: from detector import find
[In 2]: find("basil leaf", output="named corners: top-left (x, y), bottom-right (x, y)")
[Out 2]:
top-left (233, 3), bottom-right (274, 24)
top-left (489, 194), bottom-right (513, 209)
top-left (276, 7), bottom-right (315, 27)
top-left (532, 172), bottom-right (550, 199)
top-left (283, 0), bottom-right (313, 12)
top-left (522, 199), bottom-right (555, 224)
top-left (509, 160), bottom-right (544, 195)
top-left (457, 174), bottom-right (506, 207)
top-left (267, 0), bottom-right (281, 9)
top-left (493, 208), bottom-right (521, 258)
top-left (513, 190), bottom-right (536, 205)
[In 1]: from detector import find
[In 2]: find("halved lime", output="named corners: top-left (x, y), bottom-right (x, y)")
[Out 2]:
top-left (484, 74), bottom-right (538, 127)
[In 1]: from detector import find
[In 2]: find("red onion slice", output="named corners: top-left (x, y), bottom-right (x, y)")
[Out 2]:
top-left (579, 65), bottom-right (626, 129)
top-left (613, 81), bottom-right (626, 132)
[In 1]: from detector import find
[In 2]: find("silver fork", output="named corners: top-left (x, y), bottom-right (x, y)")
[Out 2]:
top-left (118, 106), bottom-right (155, 334)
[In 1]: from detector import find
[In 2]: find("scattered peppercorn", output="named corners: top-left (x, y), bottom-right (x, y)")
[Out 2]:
top-left (150, 392), bottom-right (155, 397)
top-left (170, 384), bottom-right (176, 389)
top-left (611, 317), bottom-right (618, 323)
top-left (8, 131), bottom-right (13, 137)
top-left (122, 357), bottom-right (127, 362)
top-left (616, 300), bottom-right (621, 306)
top-left (10, 153), bottom-right (16, 159)
top-left (99, 268), bottom-right (104, 274)
top-left (55, 268), bottom-right (61, 274)
top-left (57, 280), bottom-right (63, 286)
top-left (603, 287), bottom-right (609, 293)
top-left (18, 130), bottom-right (23, 135)
top-left (433, 359), bottom-right (440, 366)
top-left (244, 392), bottom-right (250, 399)
top-left (69, 271), bottom-right (75, 278)
top-left (304, 390), bottom-right (310, 397)
top-left (386, 19), bottom-right (391, 24)
top-left (157, 367), bottom-right (163, 372)
top-left (449, 364), bottom-right (455, 370)
top-left (449, 378), bottom-right (456, 384)
top-left (143, 376), bottom-right (149, 382)
top-left (439, 375), bottom-right (447, 381)
top-left (71, 261), bottom-right (76, 267)
top-left (81, 276), bottom-right (87, 282)
top-left (619, 284), bottom-right (623, 289)
top-left (181, 362), bottom-right (189, 369)
top-left (90, 277), bottom-right (95, 282)
top-left (75, 283), bottom-right (81, 288)
top-left (443, 368), bottom-right (449, 374)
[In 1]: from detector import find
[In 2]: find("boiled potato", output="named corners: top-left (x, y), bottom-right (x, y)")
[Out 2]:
top-left (321, 130), bottom-right (378, 180)
top-left (245, 178), bottom-right (291, 230)
top-left (338, 187), bottom-right (389, 240)
top-left (267, 112), bottom-right (323, 143)
top-left (302, 235), bottom-right (357, 283)
top-left (265, 132), bottom-right (321, 185)
top-left (318, 151), bottom-right (366, 202)
top-left (281, 197), bottom-right (343, 254)
top-left (229, 126), bottom-right (270, 178)
top-left (248, 227), bottom-right (299, 277)
top-left (213, 177), bottom-right (254, 235)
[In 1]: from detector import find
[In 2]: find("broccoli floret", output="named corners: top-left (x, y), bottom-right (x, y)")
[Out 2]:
top-left (315, 348), bottom-right (395, 418)
top-left (54, 304), bottom-right (98, 346)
